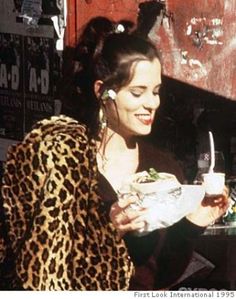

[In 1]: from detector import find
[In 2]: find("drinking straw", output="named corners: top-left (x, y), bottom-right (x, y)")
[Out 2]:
top-left (208, 131), bottom-right (215, 173)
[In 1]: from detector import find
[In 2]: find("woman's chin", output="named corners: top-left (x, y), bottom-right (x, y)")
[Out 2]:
top-left (136, 127), bottom-right (152, 136)
top-left (117, 126), bottom-right (152, 138)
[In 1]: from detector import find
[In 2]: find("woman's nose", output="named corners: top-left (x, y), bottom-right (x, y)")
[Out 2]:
top-left (143, 94), bottom-right (160, 110)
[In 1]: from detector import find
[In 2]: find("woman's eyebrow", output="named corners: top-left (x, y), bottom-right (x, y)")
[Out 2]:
top-left (130, 83), bottom-right (161, 89)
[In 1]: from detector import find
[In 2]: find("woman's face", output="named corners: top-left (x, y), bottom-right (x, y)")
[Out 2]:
top-left (106, 58), bottom-right (161, 138)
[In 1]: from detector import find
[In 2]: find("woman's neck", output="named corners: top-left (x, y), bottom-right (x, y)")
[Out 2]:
top-left (98, 127), bottom-right (136, 156)
top-left (96, 127), bottom-right (139, 191)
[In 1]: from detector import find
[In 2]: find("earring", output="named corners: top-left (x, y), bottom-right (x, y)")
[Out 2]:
top-left (101, 89), bottom-right (116, 101)
top-left (99, 107), bottom-right (107, 130)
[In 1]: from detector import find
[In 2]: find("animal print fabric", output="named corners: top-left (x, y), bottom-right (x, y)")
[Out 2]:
top-left (0, 115), bottom-right (133, 290)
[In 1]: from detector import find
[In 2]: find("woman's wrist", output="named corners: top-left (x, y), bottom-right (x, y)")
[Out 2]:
top-left (186, 213), bottom-right (208, 228)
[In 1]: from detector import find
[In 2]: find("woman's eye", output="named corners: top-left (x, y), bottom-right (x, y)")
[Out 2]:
top-left (131, 91), bottom-right (142, 97)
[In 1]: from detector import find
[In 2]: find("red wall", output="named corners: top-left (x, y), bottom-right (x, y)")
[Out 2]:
top-left (158, 0), bottom-right (236, 100)
top-left (65, 0), bottom-right (236, 101)
top-left (65, 0), bottom-right (148, 46)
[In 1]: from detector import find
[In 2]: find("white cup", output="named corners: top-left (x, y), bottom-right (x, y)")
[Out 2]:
top-left (202, 172), bottom-right (225, 196)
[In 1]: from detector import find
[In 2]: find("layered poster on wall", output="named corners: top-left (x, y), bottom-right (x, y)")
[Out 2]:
top-left (0, 32), bottom-right (24, 141)
top-left (24, 35), bottom-right (55, 132)
top-left (0, 0), bottom-right (61, 163)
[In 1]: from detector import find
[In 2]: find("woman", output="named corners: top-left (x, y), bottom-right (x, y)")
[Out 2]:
top-left (0, 17), bottom-right (229, 290)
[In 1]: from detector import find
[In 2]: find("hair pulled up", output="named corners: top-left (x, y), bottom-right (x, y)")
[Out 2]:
top-left (67, 16), bottom-right (160, 136)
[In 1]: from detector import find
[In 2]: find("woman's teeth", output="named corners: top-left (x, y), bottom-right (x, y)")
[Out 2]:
top-left (136, 115), bottom-right (152, 125)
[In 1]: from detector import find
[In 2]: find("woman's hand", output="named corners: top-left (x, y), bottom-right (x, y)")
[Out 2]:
top-left (109, 193), bottom-right (146, 237)
top-left (186, 186), bottom-right (230, 227)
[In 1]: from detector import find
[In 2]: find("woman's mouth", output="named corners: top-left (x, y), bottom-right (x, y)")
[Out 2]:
top-left (136, 114), bottom-right (153, 125)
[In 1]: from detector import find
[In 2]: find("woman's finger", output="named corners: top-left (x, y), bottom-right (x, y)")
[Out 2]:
top-left (202, 188), bottom-right (230, 207)
top-left (115, 219), bottom-right (147, 235)
top-left (111, 206), bottom-right (145, 226)
top-left (117, 192), bottom-right (141, 209)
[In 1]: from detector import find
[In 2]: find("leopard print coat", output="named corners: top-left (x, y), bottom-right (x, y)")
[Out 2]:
top-left (0, 115), bottom-right (134, 290)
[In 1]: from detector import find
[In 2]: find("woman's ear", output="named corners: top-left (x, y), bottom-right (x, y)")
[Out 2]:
top-left (94, 80), bottom-right (104, 98)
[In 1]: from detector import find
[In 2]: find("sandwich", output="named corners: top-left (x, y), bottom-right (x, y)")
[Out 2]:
top-left (130, 168), bottom-right (181, 194)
